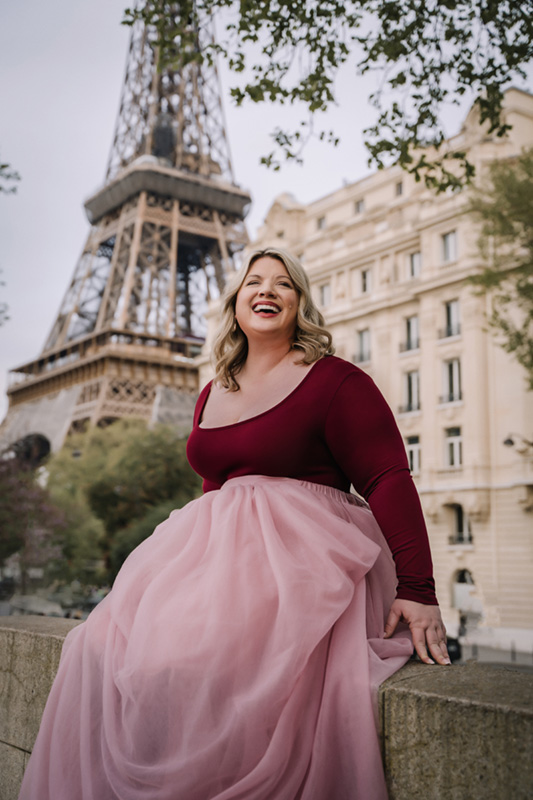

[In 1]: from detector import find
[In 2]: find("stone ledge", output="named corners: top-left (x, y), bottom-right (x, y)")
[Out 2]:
top-left (380, 660), bottom-right (533, 800)
top-left (1, 617), bottom-right (532, 800)
top-left (0, 617), bottom-right (81, 760)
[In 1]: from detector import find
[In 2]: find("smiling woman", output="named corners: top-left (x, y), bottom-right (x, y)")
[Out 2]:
top-left (19, 248), bottom-right (450, 800)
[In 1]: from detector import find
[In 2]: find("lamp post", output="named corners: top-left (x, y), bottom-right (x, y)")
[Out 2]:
top-left (503, 433), bottom-right (533, 453)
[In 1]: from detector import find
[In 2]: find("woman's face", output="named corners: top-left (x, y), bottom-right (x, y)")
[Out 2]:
top-left (234, 256), bottom-right (299, 343)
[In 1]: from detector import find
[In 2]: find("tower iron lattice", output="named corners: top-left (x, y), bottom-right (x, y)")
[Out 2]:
top-left (1, 9), bottom-right (250, 453)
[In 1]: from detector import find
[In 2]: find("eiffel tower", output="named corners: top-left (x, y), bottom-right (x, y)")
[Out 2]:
top-left (1, 10), bottom-right (250, 456)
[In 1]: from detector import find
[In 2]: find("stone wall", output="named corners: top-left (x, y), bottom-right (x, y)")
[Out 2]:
top-left (1, 617), bottom-right (532, 800)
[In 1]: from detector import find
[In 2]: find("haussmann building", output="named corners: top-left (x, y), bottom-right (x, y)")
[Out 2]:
top-left (245, 88), bottom-right (533, 664)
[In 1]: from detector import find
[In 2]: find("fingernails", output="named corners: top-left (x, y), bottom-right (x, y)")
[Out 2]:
top-left (443, 658), bottom-right (451, 665)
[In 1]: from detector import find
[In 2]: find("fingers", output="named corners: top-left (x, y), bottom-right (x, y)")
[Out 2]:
top-left (427, 634), bottom-right (451, 666)
top-left (383, 607), bottom-right (401, 639)
top-left (412, 628), bottom-right (436, 665)
top-left (414, 626), bottom-right (451, 666)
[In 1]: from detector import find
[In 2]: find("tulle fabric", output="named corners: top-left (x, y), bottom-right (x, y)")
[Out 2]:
top-left (19, 476), bottom-right (413, 800)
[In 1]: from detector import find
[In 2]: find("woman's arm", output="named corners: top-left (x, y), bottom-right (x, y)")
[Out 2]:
top-left (324, 369), bottom-right (450, 665)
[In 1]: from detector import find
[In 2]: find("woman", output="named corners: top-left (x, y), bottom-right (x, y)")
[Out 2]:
top-left (19, 247), bottom-right (449, 800)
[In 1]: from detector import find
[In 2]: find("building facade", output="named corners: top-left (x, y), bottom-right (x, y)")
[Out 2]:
top-left (250, 89), bottom-right (533, 658)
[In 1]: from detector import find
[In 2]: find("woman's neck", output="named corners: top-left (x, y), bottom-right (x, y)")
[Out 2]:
top-left (239, 340), bottom-right (294, 381)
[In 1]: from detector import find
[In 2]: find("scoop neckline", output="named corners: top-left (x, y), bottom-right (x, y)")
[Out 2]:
top-left (197, 358), bottom-right (324, 431)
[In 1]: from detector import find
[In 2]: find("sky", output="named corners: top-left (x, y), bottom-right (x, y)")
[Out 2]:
top-left (0, 0), bottom-right (529, 421)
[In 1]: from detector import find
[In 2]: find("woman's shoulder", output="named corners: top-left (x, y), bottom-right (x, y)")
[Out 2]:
top-left (312, 355), bottom-right (370, 383)
top-left (310, 356), bottom-right (383, 408)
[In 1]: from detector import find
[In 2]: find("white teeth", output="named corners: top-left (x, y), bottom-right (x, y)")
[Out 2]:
top-left (254, 304), bottom-right (280, 313)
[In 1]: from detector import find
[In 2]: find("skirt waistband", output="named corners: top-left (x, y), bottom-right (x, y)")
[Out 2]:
top-left (221, 475), bottom-right (370, 510)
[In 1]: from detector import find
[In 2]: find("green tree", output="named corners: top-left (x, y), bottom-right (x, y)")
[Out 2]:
top-left (108, 497), bottom-right (185, 581)
top-left (124, 0), bottom-right (533, 190)
top-left (45, 486), bottom-right (105, 584)
top-left (45, 424), bottom-right (132, 582)
top-left (46, 420), bottom-right (202, 579)
top-left (469, 149), bottom-right (533, 389)
top-left (87, 423), bottom-right (201, 539)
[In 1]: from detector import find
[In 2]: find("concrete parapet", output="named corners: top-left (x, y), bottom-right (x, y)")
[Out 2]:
top-left (1, 617), bottom-right (532, 800)
top-left (380, 660), bottom-right (533, 800)
top-left (0, 616), bottom-right (80, 800)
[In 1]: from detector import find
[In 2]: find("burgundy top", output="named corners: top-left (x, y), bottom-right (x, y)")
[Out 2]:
top-left (187, 356), bottom-right (437, 605)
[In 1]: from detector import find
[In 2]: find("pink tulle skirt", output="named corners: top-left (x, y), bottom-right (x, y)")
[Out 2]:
top-left (19, 476), bottom-right (413, 800)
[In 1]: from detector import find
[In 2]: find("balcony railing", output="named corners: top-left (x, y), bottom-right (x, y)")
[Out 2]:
top-left (399, 338), bottom-right (420, 352)
top-left (439, 391), bottom-right (463, 404)
top-left (448, 534), bottom-right (474, 546)
top-left (438, 324), bottom-right (461, 339)
top-left (398, 402), bottom-right (421, 413)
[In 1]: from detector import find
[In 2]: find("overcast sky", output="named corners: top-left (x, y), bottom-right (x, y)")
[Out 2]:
top-left (1, 1), bottom-right (530, 422)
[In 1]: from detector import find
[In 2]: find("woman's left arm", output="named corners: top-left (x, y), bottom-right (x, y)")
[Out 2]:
top-left (324, 369), bottom-right (451, 666)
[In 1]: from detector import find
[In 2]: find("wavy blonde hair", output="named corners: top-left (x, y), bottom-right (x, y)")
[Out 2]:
top-left (213, 247), bottom-right (334, 391)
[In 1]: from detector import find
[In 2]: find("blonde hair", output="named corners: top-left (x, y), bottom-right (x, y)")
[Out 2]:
top-left (213, 247), bottom-right (334, 391)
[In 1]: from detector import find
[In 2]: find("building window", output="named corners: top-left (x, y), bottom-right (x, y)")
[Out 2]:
top-left (400, 315), bottom-right (419, 351)
top-left (448, 504), bottom-right (473, 545)
top-left (406, 435), bottom-right (421, 475)
top-left (361, 269), bottom-right (372, 294)
top-left (395, 181), bottom-right (403, 197)
top-left (354, 199), bottom-right (365, 214)
top-left (354, 328), bottom-right (371, 363)
top-left (445, 426), bottom-right (463, 467)
top-left (439, 299), bottom-right (461, 338)
top-left (400, 370), bottom-right (420, 413)
top-left (442, 230), bottom-right (458, 263)
top-left (317, 216), bottom-right (326, 230)
top-left (409, 251), bottom-right (421, 279)
top-left (440, 358), bottom-right (462, 403)
top-left (319, 283), bottom-right (331, 307)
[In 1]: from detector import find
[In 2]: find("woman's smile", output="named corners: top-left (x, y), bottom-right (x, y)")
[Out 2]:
top-left (252, 301), bottom-right (281, 316)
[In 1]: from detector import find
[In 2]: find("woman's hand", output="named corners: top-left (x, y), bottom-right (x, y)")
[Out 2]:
top-left (384, 598), bottom-right (451, 665)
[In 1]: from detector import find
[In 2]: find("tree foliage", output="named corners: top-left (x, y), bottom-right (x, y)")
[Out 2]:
top-left (0, 158), bottom-right (20, 194)
top-left (0, 457), bottom-right (65, 591)
top-left (108, 497), bottom-right (183, 580)
top-left (85, 423), bottom-right (200, 533)
top-left (0, 274), bottom-right (8, 327)
top-left (0, 150), bottom-right (18, 323)
top-left (469, 149), bottom-right (533, 389)
top-left (47, 420), bottom-right (202, 579)
top-left (124, 0), bottom-right (533, 190)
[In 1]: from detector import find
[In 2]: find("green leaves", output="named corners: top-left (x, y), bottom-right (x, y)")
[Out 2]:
top-left (469, 149), bottom-right (533, 389)
top-left (0, 159), bottom-right (20, 194)
top-left (122, 0), bottom-right (533, 191)
top-left (46, 419), bottom-right (202, 580)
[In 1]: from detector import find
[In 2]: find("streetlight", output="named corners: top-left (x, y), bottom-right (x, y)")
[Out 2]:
top-left (503, 433), bottom-right (533, 452)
